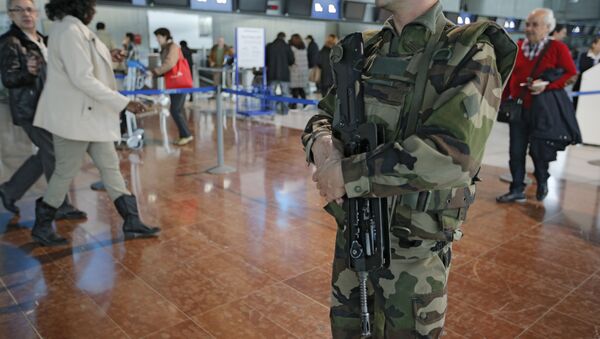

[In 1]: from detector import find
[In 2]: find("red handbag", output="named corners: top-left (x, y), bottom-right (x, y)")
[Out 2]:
top-left (164, 48), bottom-right (193, 89)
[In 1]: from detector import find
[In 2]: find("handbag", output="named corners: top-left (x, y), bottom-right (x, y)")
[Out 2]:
top-left (164, 48), bottom-right (193, 89)
top-left (309, 67), bottom-right (321, 83)
top-left (497, 40), bottom-right (553, 123)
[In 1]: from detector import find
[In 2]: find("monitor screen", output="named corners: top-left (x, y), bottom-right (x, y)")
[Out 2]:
top-left (132, 0), bottom-right (146, 5)
top-left (377, 8), bottom-right (392, 23)
top-left (312, 0), bottom-right (340, 20)
top-left (586, 26), bottom-right (597, 35)
top-left (238, 0), bottom-right (268, 12)
top-left (153, 0), bottom-right (188, 7)
top-left (344, 1), bottom-right (366, 21)
top-left (191, 0), bottom-right (232, 11)
top-left (286, 0), bottom-right (312, 17)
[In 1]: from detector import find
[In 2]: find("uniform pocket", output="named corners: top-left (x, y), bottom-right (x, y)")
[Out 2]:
top-left (411, 253), bottom-right (448, 337)
top-left (412, 287), bottom-right (447, 338)
top-left (363, 96), bottom-right (403, 143)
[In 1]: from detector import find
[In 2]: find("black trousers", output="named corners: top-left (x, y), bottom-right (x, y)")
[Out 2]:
top-left (509, 117), bottom-right (550, 192)
top-left (290, 88), bottom-right (306, 109)
top-left (2, 124), bottom-right (70, 205)
top-left (169, 94), bottom-right (192, 138)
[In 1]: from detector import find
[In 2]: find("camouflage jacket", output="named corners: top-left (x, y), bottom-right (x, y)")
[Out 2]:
top-left (303, 3), bottom-right (516, 214)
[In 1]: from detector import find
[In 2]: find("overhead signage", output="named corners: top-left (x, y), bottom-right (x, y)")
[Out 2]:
top-left (311, 0), bottom-right (339, 20)
top-left (191, 0), bottom-right (232, 12)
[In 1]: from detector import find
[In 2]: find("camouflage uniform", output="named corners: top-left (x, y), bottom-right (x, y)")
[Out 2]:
top-left (302, 2), bottom-right (517, 338)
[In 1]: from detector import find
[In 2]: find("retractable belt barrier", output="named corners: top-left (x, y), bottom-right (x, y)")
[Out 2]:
top-left (222, 88), bottom-right (320, 106)
top-left (118, 86), bottom-right (323, 175)
top-left (119, 87), bottom-right (321, 106)
top-left (120, 87), bottom-right (216, 96)
top-left (570, 90), bottom-right (600, 97)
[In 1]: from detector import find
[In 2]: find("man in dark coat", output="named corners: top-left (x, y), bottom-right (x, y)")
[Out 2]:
top-left (0, 0), bottom-right (85, 220)
top-left (266, 32), bottom-right (295, 113)
top-left (306, 35), bottom-right (319, 69)
top-left (317, 34), bottom-right (337, 96)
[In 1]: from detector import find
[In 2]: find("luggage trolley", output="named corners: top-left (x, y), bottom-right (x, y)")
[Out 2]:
top-left (121, 60), bottom-right (150, 150)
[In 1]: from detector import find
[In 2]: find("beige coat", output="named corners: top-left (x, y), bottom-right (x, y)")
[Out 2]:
top-left (34, 16), bottom-right (129, 142)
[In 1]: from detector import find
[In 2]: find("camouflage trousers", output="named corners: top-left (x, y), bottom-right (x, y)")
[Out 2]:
top-left (329, 205), bottom-right (454, 339)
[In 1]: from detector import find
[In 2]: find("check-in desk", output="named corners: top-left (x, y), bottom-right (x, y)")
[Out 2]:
top-left (576, 63), bottom-right (600, 146)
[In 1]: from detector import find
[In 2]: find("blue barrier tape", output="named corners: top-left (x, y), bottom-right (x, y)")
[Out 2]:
top-left (127, 60), bottom-right (148, 72)
top-left (571, 90), bottom-right (600, 97)
top-left (120, 87), bottom-right (216, 96)
top-left (223, 88), bottom-right (319, 106)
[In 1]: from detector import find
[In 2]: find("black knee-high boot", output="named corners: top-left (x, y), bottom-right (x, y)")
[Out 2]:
top-left (31, 198), bottom-right (68, 246)
top-left (114, 195), bottom-right (160, 237)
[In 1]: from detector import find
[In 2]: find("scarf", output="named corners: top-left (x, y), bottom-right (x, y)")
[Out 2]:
top-left (522, 38), bottom-right (549, 61)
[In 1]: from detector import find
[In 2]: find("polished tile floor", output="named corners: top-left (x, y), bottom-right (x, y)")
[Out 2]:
top-left (1, 100), bottom-right (600, 339)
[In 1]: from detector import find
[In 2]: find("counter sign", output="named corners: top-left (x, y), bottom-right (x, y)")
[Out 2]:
top-left (311, 0), bottom-right (340, 20)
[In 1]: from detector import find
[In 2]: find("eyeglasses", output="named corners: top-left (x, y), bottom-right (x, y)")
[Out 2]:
top-left (8, 7), bottom-right (38, 15)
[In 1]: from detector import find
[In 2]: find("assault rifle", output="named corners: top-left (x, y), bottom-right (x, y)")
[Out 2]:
top-left (330, 33), bottom-right (390, 338)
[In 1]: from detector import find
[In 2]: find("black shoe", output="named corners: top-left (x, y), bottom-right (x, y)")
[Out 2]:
top-left (31, 198), bottom-right (68, 247)
top-left (536, 182), bottom-right (549, 201)
top-left (496, 191), bottom-right (527, 203)
top-left (0, 184), bottom-right (19, 215)
top-left (55, 201), bottom-right (87, 221)
top-left (114, 195), bottom-right (160, 237)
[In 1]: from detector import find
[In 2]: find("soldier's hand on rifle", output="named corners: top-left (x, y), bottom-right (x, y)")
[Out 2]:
top-left (312, 134), bottom-right (343, 169)
top-left (315, 157), bottom-right (346, 204)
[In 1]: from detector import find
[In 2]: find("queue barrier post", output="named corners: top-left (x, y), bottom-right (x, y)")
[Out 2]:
top-left (207, 86), bottom-right (237, 175)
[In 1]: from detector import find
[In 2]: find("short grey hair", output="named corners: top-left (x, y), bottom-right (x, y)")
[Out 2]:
top-left (7, 0), bottom-right (36, 9)
top-left (531, 8), bottom-right (557, 32)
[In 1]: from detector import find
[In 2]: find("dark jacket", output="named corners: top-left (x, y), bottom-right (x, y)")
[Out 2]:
top-left (573, 53), bottom-right (597, 93)
top-left (0, 24), bottom-right (47, 126)
top-left (531, 90), bottom-right (582, 145)
top-left (266, 38), bottom-right (294, 82)
top-left (307, 40), bottom-right (319, 69)
top-left (530, 68), bottom-right (582, 152)
top-left (181, 45), bottom-right (194, 71)
top-left (317, 46), bottom-right (334, 91)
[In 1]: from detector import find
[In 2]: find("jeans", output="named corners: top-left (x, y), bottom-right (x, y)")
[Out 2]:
top-left (169, 94), bottom-right (192, 138)
top-left (269, 81), bottom-right (290, 114)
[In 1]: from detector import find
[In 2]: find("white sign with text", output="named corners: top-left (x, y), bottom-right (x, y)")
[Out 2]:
top-left (236, 27), bottom-right (265, 69)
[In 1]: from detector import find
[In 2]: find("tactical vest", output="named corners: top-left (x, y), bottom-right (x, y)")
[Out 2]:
top-left (356, 16), bottom-right (516, 241)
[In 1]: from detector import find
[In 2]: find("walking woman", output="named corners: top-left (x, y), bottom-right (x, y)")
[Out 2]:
top-left (32, 0), bottom-right (160, 246)
top-left (288, 34), bottom-right (309, 109)
top-left (152, 28), bottom-right (194, 146)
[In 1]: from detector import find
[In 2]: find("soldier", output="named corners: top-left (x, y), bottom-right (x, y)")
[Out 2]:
top-left (302, 0), bottom-right (517, 337)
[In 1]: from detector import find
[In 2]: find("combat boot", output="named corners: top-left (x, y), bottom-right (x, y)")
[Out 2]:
top-left (114, 195), bottom-right (160, 237)
top-left (31, 198), bottom-right (68, 247)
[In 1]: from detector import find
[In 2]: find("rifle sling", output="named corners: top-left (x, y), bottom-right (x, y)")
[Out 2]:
top-left (403, 14), bottom-right (447, 139)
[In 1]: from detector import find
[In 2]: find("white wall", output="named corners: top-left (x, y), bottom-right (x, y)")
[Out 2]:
top-left (92, 6), bottom-right (150, 49)
top-left (440, 0), bottom-right (461, 12)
